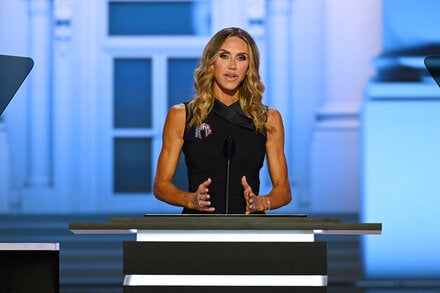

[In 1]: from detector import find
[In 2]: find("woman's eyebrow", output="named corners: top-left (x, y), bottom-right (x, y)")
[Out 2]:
top-left (218, 49), bottom-right (248, 56)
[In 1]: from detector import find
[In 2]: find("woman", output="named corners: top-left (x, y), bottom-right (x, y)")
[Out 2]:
top-left (153, 27), bottom-right (291, 214)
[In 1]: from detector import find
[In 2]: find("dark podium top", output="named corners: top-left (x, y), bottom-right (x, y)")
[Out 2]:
top-left (69, 215), bottom-right (382, 235)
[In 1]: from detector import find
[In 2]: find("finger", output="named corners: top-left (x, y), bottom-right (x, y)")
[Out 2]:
top-left (246, 202), bottom-right (255, 214)
top-left (197, 193), bottom-right (211, 207)
top-left (195, 185), bottom-right (214, 212)
top-left (199, 200), bottom-right (215, 212)
top-left (241, 176), bottom-right (253, 197)
top-left (245, 199), bottom-right (257, 214)
top-left (241, 175), bottom-right (250, 189)
top-left (242, 176), bottom-right (254, 202)
top-left (198, 178), bottom-right (212, 196)
top-left (242, 176), bottom-right (251, 190)
top-left (199, 199), bottom-right (209, 209)
top-left (200, 178), bottom-right (212, 188)
top-left (242, 176), bottom-right (256, 214)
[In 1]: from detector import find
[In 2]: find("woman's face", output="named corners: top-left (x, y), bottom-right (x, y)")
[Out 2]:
top-left (213, 37), bottom-right (250, 99)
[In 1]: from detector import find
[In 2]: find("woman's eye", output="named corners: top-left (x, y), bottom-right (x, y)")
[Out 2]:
top-left (219, 53), bottom-right (228, 59)
top-left (237, 55), bottom-right (247, 61)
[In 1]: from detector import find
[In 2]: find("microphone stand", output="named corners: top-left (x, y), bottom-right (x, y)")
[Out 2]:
top-left (225, 134), bottom-right (232, 214)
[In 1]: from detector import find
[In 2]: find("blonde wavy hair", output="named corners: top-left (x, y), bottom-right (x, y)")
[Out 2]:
top-left (187, 27), bottom-right (270, 134)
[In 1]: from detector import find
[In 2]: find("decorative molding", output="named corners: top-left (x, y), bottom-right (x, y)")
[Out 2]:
top-left (246, 0), bottom-right (265, 37)
top-left (316, 103), bottom-right (360, 117)
top-left (366, 82), bottom-right (440, 100)
top-left (54, 0), bottom-right (74, 54)
top-left (315, 102), bottom-right (360, 130)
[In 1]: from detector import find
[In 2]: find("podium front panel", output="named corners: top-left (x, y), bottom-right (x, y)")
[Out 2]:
top-left (0, 243), bottom-right (59, 293)
top-left (123, 241), bottom-right (327, 292)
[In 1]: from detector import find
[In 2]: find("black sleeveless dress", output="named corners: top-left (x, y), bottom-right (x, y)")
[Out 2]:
top-left (182, 99), bottom-right (267, 214)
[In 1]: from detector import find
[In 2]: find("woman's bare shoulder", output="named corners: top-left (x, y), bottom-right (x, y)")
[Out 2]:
top-left (267, 107), bottom-right (282, 124)
top-left (169, 103), bottom-right (186, 112)
top-left (167, 103), bottom-right (186, 120)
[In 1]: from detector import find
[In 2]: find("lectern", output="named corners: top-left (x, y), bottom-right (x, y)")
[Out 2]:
top-left (0, 243), bottom-right (59, 293)
top-left (69, 215), bottom-right (381, 292)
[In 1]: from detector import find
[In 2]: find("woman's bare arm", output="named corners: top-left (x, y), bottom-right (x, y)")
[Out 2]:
top-left (153, 104), bottom-right (214, 212)
top-left (242, 108), bottom-right (292, 213)
top-left (264, 108), bottom-right (292, 209)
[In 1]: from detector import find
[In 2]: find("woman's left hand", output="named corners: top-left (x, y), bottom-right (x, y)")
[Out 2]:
top-left (241, 176), bottom-right (259, 214)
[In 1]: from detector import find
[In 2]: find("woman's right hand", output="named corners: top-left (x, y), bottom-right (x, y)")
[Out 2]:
top-left (192, 178), bottom-right (215, 212)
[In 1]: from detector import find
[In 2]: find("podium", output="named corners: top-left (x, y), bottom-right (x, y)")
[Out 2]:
top-left (69, 215), bottom-right (381, 292)
top-left (0, 243), bottom-right (59, 293)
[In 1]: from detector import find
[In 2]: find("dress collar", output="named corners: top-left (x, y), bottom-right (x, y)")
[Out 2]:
top-left (212, 99), bottom-right (254, 130)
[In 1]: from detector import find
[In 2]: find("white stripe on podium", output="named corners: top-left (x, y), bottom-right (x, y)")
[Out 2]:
top-left (136, 230), bottom-right (315, 242)
top-left (124, 275), bottom-right (327, 287)
top-left (0, 243), bottom-right (59, 251)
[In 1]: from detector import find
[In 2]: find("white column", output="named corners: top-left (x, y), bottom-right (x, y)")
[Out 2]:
top-left (52, 0), bottom-right (74, 210)
top-left (211, 0), bottom-right (247, 32)
top-left (266, 0), bottom-right (293, 183)
top-left (322, 0), bottom-right (382, 116)
top-left (27, 0), bottom-right (52, 187)
top-left (310, 0), bottom-right (382, 212)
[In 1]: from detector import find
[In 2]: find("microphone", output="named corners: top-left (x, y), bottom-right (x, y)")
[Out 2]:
top-left (224, 134), bottom-right (234, 214)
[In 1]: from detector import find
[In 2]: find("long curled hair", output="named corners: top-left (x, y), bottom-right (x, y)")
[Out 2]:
top-left (187, 27), bottom-right (270, 134)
